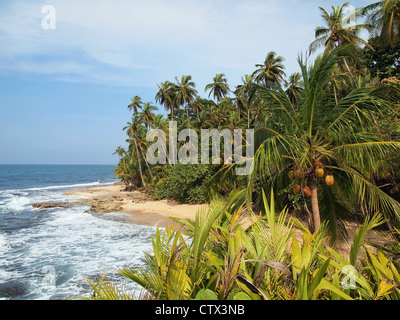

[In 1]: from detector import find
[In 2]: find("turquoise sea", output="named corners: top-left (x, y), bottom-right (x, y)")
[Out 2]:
top-left (0, 165), bottom-right (155, 300)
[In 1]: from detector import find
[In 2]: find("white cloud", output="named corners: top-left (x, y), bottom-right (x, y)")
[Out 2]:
top-left (0, 0), bottom-right (325, 88)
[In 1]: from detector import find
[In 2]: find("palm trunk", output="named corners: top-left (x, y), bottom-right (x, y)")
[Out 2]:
top-left (342, 58), bottom-right (358, 89)
top-left (165, 102), bottom-right (172, 121)
top-left (333, 82), bottom-right (338, 105)
top-left (309, 180), bottom-right (321, 232)
top-left (134, 139), bottom-right (146, 188)
top-left (336, 40), bottom-right (358, 89)
top-left (186, 104), bottom-right (190, 129)
top-left (139, 146), bottom-right (153, 179)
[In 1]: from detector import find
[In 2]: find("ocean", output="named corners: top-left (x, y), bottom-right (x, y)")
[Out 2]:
top-left (0, 165), bottom-right (155, 300)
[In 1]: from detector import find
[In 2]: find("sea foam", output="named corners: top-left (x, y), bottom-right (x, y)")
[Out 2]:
top-left (5, 196), bottom-right (31, 212)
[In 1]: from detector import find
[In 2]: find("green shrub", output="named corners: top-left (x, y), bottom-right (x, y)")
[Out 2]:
top-left (154, 163), bottom-right (217, 203)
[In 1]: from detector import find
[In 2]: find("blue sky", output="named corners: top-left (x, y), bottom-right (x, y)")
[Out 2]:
top-left (0, 0), bottom-right (368, 164)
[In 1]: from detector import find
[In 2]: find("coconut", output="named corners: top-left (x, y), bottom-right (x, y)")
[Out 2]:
top-left (303, 186), bottom-right (312, 197)
top-left (294, 169), bottom-right (304, 180)
top-left (325, 175), bottom-right (334, 186)
top-left (315, 168), bottom-right (324, 179)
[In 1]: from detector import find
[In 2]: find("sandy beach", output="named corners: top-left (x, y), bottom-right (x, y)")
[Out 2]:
top-left (64, 183), bottom-right (208, 228)
top-left (28, 182), bottom-right (386, 260)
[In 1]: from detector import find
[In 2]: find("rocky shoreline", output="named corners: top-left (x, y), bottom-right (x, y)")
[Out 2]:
top-left (32, 183), bottom-right (153, 213)
top-left (30, 183), bottom-right (207, 228)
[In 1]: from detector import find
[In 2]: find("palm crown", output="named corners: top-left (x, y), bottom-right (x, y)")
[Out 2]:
top-left (309, 2), bottom-right (371, 55)
top-left (252, 51), bottom-right (286, 88)
top-left (363, 0), bottom-right (400, 47)
top-left (205, 73), bottom-right (230, 103)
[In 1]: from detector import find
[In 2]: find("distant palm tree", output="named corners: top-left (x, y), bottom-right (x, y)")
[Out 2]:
top-left (155, 81), bottom-right (174, 121)
top-left (123, 115), bottom-right (147, 188)
top-left (197, 109), bottom-right (211, 130)
top-left (168, 83), bottom-right (180, 121)
top-left (113, 146), bottom-right (126, 158)
top-left (309, 2), bottom-right (371, 55)
top-left (151, 114), bottom-right (169, 160)
top-left (140, 102), bottom-right (157, 129)
top-left (151, 114), bottom-right (168, 131)
top-left (191, 95), bottom-right (204, 121)
top-left (175, 75), bottom-right (198, 128)
top-left (329, 65), bottom-right (350, 104)
top-left (284, 72), bottom-right (303, 106)
top-left (205, 73), bottom-right (230, 103)
top-left (235, 74), bottom-right (255, 128)
top-left (363, 0), bottom-right (400, 48)
top-left (127, 96), bottom-right (143, 114)
top-left (252, 52), bottom-right (286, 88)
top-left (310, 3), bottom-right (372, 88)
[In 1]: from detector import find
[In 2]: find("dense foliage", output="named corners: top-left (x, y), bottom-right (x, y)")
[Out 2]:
top-left (82, 192), bottom-right (400, 300)
top-left (153, 163), bottom-right (218, 204)
top-left (101, 0), bottom-right (400, 301)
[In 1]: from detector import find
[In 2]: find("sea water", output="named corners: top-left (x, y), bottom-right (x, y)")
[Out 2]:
top-left (0, 165), bottom-right (155, 300)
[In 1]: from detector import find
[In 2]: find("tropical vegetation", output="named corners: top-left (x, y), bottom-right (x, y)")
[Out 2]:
top-left (94, 0), bottom-right (400, 300)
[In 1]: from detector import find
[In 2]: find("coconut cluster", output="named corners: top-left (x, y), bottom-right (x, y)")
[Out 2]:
top-left (289, 162), bottom-right (334, 197)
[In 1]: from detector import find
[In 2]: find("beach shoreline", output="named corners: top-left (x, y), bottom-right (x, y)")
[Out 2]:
top-left (63, 183), bottom-right (207, 228)
top-left (56, 182), bottom-right (389, 260)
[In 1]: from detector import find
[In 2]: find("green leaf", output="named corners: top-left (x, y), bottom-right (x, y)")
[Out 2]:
top-left (195, 289), bottom-right (218, 300)
top-left (205, 251), bottom-right (224, 273)
top-left (308, 258), bottom-right (331, 298)
top-left (233, 292), bottom-right (252, 300)
top-left (318, 279), bottom-right (354, 300)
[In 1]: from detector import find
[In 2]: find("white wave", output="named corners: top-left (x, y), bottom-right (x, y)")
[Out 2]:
top-left (1, 181), bottom-right (117, 196)
top-left (21, 181), bottom-right (102, 191)
top-left (5, 196), bottom-right (31, 212)
top-left (0, 206), bottom-right (155, 299)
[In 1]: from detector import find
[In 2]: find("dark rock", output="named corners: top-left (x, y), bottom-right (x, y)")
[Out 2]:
top-left (32, 202), bottom-right (72, 209)
top-left (0, 281), bottom-right (28, 298)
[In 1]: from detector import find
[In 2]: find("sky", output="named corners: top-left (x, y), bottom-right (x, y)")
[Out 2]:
top-left (0, 0), bottom-right (369, 165)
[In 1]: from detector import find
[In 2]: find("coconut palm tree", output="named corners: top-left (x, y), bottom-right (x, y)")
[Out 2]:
top-left (155, 81), bottom-right (175, 121)
top-left (285, 72), bottom-right (304, 107)
top-left (309, 3), bottom-right (371, 55)
top-left (363, 0), bottom-right (400, 48)
top-left (127, 95), bottom-right (143, 115)
top-left (123, 115), bottom-right (148, 188)
top-left (310, 3), bottom-right (372, 89)
top-left (245, 46), bottom-right (400, 241)
top-left (205, 73), bottom-right (230, 103)
top-left (190, 95), bottom-right (205, 122)
top-left (151, 114), bottom-right (169, 160)
top-left (140, 102), bottom-right (157, 129)
top-left (113, 146), bottom-right (126, 158)
top-left (175, 75), bottom-right (198, 129)
top-left (252, 51), bottom-right (286, 88)
top-left (235, 74), bottom-right (255, 128)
